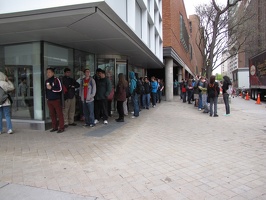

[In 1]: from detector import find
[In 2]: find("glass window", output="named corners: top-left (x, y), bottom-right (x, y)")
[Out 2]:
top-left (0, 42), bottom-right (41, 120)
top-left (43, 43), bottom-right (73, 120)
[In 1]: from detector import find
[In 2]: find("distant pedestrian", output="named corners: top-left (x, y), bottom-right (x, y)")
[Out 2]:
top-left (115, 73), bottom-right (127, 122)
top-left (157, 79), bottom-right (164, 103)
top-left (222, 75), bottom-right (232, 116)
top-left (0, 72), bottom-right (15, 134)
top-left (207, 75), bottom-right (220, 117)
top-left (129, 71), bottom-right (139, 118)
top-left (150, 76), bottom-right (158, 108)
top-left (142, 77), bottom-right (151, 109)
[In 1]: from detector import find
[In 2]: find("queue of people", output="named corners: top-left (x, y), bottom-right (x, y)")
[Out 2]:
top-left (45, 67), bottom-right (165, 133)
top-left (179, 75), bottom-right (232, 117)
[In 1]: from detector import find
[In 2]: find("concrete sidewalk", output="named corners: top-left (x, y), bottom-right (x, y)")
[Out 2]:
top-left (0, 96), bottom-right (265, 199)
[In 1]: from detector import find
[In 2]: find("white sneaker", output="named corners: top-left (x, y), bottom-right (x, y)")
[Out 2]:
top-left (7, 129), bottom-right (13, 134)
top-left (131, 111), bottom-right (134, 114)
top-left (103, 120), bottom-right (108, 124)
top-left (94, 119), bottom-right (99, 124)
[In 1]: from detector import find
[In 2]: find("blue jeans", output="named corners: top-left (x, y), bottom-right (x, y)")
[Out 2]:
top-left (223, 93), bottom-right (230, 114)
top-left (132, 93), bottom-right (139, 117)
top-left (142, 93), bottom-right (150, 108)
top-left (0, 106), bottom-right (12, 131)
top-left (202, 93), bottom-right (208, 111)
top-left (198, 93), bottom-right (202, 109)
top-left (83, 101), bottom-right (95, 125)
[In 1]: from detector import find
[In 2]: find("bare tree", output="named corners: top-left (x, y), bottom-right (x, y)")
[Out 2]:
top-left (195, 0), bottom-right (255, 78)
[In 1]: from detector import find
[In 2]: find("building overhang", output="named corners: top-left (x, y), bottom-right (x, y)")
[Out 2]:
top-left (0, 2), bottom-right (164, 69)
top-left (163, 47), bottom-right (194, 76)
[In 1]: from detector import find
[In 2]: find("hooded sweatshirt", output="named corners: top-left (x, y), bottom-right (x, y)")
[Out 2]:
top-left (129, 71), bottom-right (137, 95)
top-left (0, 72), bottom-right (15, 107)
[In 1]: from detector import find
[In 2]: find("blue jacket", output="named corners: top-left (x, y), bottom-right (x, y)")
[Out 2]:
top-left (151, 81), bottom-right (158, 93)
top-left (129, 71), bottom-right (136, 95)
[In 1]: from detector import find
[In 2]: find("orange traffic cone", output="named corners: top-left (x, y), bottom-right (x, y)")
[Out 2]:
top-left (256, 94), bottom-right (261, 104)
top-left (245, 92), bottom-right (250, 100)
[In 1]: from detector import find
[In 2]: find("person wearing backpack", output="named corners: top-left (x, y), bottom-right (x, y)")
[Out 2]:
top-left (0, 72), bottom-right (15, 134)
top-left (207, 75), bottom-right (220, 117)
top-left (222, 75), bottom-right (232, 116)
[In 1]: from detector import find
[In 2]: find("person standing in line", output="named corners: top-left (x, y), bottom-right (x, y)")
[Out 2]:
top-left (157, 78), bottom-right (164, 103)
top-left (150, 76), bottom-right (158, 108)
top-left (186, 79), bottom-right (193, 104)
top-left (207, 75), bottom-right (220, 117)
top-left (222, 75), bottom-right (232, 116)
top-left (62, 68), bottom-right (80, 128)
top-left (129, 71), bottom-right (139, 118)
top-left (173, 79), bottom-right (179, 96)
top-left (198, 76), bottom-right (208, 113)
top-left (79, 69), bottom-right (96, 127)
top-left (45, 67), bottom-right (65, 133)
top-left (142, 77), bottom-right (151, 109)
top-left (115, 73), bottom-right (127, 122)
top-left (181, 79), bottom-right (187, 103)
top-left (0, 72), bottom-right (15, 134)
top-left (94, 69), bottom-right (111, 124)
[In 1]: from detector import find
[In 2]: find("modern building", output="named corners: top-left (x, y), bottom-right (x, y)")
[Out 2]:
top-left (228, 0), bottom-right (266, 89)
top-left (162, 0), bottom-right (204, 101)
top-left (0, 0), bottom-right (163, 130)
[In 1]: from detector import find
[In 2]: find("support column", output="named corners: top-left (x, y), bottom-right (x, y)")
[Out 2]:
top-left (165, 58), bottom-right (173, 101)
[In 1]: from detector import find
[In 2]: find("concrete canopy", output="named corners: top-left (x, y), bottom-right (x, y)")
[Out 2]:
top-left (0, 2), bottom-right (164, 69)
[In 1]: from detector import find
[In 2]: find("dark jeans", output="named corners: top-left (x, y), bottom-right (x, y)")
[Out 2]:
top-left (95, 99), bottom-right (108, 121)
top-left (117, 101), bottom-right (124, 120)
top-left (187, 90), bottom-right (192, 103)
top-left (151, 92), bottom-right (157, 106)
top-left (223, 93), bottom-right (230, 114)
top-left (157, 90), bottom-right (162, 103)
top-left (182, 92), bottom-right (186, 102)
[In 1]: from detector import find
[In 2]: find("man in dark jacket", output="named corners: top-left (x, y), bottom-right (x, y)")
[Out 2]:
top-left (62, 68), bottom-right (80, 128)
top-left (142, 77), bottom-right (151, 109)
top-left (94, 69), bottom-right (112, 124)
top-left (45, 67), bottom-right (64, 133)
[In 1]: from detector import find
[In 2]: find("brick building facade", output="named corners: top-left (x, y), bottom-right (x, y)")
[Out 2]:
top-left (162, 0), bottom-right (204, 100)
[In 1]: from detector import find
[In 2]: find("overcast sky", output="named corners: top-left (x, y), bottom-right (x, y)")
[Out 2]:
top-left (184, 0), bottom-right (225, 16)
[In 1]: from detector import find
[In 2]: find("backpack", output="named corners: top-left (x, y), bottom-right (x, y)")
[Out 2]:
top-left (135, 80), bottom-right (144, 94)
top-left (226, 85), bottom-right (233, 95)
top-left (0, 86), bottom-right (9, 105)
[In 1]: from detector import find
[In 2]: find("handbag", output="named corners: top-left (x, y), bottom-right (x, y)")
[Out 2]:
top-left (108, 88), bottom-right (115, 101)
